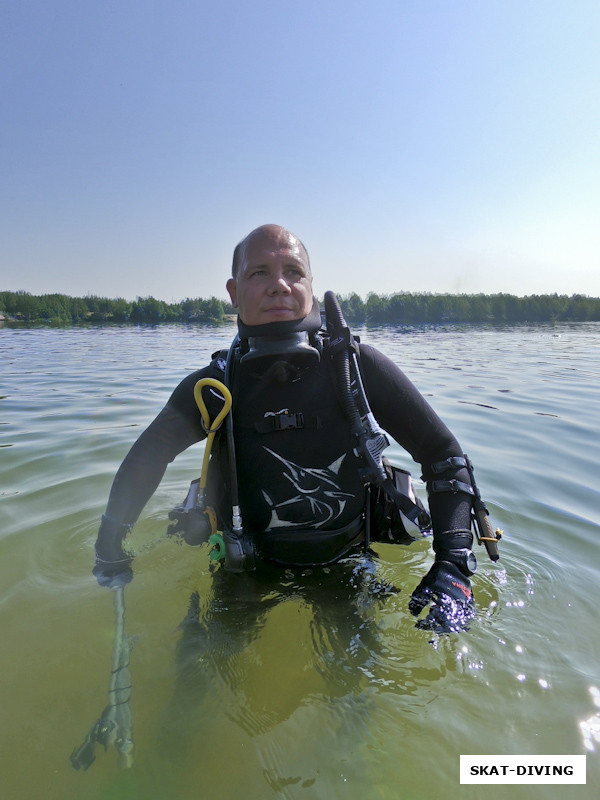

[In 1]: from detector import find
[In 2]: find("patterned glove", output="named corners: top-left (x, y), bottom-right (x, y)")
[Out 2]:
top-left (409, 560), bottom-right (475, 633)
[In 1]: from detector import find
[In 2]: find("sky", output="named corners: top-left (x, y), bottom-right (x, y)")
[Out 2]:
top-left (2, 0), bottom-right (600, 302)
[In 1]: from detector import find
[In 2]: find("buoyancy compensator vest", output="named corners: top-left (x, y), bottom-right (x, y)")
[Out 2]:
top-left (171, 294), bottom-right (432, 570)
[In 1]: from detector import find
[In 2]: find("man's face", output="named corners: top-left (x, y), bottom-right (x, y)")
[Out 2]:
top-left (226, 229), bottom-right (313, 326)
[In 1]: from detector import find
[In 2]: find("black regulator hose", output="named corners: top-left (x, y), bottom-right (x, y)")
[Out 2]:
top-left (224, 335), bottom-right (242, 530)
top-left (324, 291), bottom-right (431, 531)
top-left (324, 291), bottom-right (364, 441)
top-left (324, 290), bottom-right (387, 483)
top-left (222, 335), bottom-right (256, 570)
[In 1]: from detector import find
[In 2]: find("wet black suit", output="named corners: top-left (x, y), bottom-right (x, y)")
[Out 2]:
top-left (103, 342), bottom-right (472, 549)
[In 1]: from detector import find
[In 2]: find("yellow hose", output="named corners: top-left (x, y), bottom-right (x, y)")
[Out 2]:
top-left (193, 378), bottom-right (232, 491)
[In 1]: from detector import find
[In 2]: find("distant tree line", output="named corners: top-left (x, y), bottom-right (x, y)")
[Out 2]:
top-left (1, 289), bottom-right (600, 327)
top-left (335, 291), bottom-right (600, 325)
top-left (0, 291), bottom-right (233, 326)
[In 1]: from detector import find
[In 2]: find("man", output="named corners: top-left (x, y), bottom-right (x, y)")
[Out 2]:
top-left (95, 224), bottom-right (480, 632)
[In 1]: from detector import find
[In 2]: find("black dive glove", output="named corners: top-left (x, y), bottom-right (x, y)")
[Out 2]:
top-left (409, 561), bottom-right (474, 633)
top-left (409, 529), bottom-right (476, 633)
top-left (93, 515), bottom-right (133, 589)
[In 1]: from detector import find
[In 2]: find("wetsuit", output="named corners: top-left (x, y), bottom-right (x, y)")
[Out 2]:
top-left (102, 340), bottom-right (473, 566)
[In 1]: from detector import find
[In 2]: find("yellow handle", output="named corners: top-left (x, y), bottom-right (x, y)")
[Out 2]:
top-left (193, 378), bottom-right (232, 490)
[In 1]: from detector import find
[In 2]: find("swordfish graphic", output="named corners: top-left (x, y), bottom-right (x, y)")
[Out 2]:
top-left (261, 447), bottom-right (355, 528)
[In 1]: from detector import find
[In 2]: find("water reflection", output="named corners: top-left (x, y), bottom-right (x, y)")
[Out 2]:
top-left (580, 687), bottom-right (600, 752)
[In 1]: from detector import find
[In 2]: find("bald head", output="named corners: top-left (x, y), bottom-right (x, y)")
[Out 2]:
top-left (231, 224), bottom-right (311, 278)
top-left (226, 224), bottom-right (314, 326)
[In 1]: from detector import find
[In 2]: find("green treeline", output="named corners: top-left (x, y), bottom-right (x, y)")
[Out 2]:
top-left (335, 291), bottom-right (600, 325)
top-left (0, 291), bottom-right (232, 326)
top-left (1, 289), bottom-right (600, 327)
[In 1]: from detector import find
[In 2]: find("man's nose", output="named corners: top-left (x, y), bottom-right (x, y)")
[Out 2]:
top-left (267, 272), bottom-right (292, 293)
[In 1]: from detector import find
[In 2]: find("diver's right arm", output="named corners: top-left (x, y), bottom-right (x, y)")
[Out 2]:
top-left (94, 401), bottom-right (204, 585)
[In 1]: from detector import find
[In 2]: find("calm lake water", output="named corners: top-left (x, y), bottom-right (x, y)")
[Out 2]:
top-left (1, 322), bottom-right (599, 799)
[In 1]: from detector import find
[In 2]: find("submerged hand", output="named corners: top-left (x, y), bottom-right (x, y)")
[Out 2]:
top-left (409, 561), bottom-right (474, 633)
top-left (93, 555), bottom-right (133, 588)
top-left (93, 515), bottom-right (133, 588)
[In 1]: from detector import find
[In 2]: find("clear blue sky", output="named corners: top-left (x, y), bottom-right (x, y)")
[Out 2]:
top-left (2, 0), bottom-right (599, 302)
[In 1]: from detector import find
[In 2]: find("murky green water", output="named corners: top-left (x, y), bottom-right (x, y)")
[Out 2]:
top-left (1, 323), bottom-right (599, 799)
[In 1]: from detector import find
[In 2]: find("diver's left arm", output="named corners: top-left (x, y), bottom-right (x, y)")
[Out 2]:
top-left (359, 344), bottom-right (472, 530)
top-left (359, 344), bottom-right (475, 631)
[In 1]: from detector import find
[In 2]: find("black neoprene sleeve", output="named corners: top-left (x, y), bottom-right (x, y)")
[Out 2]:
top-left (358, 344), bottom-right (473, 534)
top-left (103, 403), bottom-right (203, 525)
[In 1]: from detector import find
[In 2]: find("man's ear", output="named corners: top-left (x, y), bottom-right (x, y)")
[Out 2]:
top-left (226, 278), bottom-right (238, 307)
